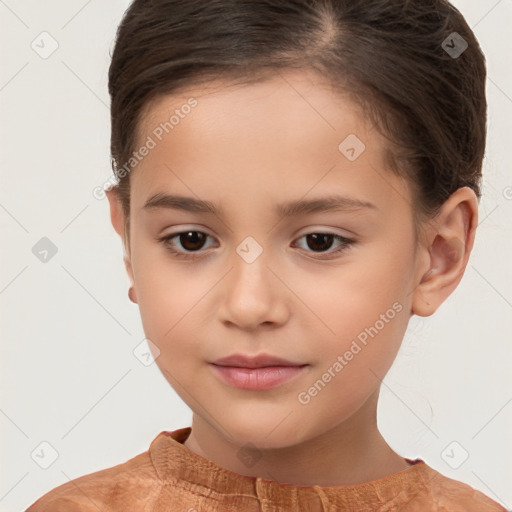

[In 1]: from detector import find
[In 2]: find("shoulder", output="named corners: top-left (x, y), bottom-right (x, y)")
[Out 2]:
top-left (25, 447), bottom-right (161, 512)
top-left (409, 463), bottom-right (508, 512)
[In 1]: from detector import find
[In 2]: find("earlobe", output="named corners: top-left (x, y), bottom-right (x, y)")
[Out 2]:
top-left (411, 187), bottom-right (478, 317)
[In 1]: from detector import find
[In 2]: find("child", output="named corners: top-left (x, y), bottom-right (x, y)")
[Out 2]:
top-left (27, 0), bottom-right (508, 510)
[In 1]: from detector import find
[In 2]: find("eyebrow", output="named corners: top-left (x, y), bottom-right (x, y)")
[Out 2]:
top-left (142, 192), bottom-right (377, 217)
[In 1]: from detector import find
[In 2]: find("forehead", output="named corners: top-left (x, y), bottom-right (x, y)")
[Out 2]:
top-left (130, 69), bottom-right (411, 216)
top-left (136, 68), bottom-right (367, 149)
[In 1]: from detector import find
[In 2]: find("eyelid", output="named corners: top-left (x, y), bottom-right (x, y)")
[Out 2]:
top-left (157, 226), bottom-right (356, 260)
top-left (157, 226), bottom-right (217, 252)
top-left (291, 231), bottom-right (354, 259)
top-left (160, 225), bottom-right (354, 240)
top-left (293, 225), bottom-right (355, 239)
top-left (158, 225), bottom-right (214, 241)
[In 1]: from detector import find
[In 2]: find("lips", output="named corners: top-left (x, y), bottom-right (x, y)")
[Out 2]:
top-left (209, 353), bottom-right (309, 390)
top-left (211, 353), bottom-right (305, 368)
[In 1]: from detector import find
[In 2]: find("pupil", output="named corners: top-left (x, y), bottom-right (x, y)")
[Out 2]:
top-left (177, 232), bottom-right (334, 252)
top-left (181, 231), bottom-right (205, 251)
top-left (307, 233), bottom-right (333, 251)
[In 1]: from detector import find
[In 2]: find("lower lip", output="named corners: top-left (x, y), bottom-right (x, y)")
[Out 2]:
top-left (210, 364), bottom-right (308, 390)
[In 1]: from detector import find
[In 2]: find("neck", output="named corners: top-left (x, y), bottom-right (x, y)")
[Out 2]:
top-left (182, 390), bottom-right (411, 486)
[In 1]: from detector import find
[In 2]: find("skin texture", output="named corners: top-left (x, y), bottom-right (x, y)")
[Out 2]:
top-left (106, 68), bottom-right (478, 486)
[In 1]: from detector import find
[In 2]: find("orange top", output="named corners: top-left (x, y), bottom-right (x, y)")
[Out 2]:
top-left (26, 426), bottom-right (506, 512)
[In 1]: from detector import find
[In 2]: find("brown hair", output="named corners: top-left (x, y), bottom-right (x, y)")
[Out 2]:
top-left (108, 0), bottom-right (486, 237)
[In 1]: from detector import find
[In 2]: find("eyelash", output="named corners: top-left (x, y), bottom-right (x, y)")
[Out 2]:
top-left (156, 230), bottom-right (355, 261)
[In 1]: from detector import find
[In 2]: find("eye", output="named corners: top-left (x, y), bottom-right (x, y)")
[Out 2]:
top-left (157, 230), bottom-right (355, 260)
top-left (157, 230), bottom-right (216, 259)
top-left (293, 232), bottom-right (354, 259)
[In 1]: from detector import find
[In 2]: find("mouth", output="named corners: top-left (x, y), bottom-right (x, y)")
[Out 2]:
top-left (211, 353), bottom-right (306, 368)
top-left (209, 353), bottom-right (309, 390)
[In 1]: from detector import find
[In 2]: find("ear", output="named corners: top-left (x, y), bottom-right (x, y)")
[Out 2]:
top-left (411, 186), bottom-right (478, 317)
top-left (106, 187), bottom-right (137, 302)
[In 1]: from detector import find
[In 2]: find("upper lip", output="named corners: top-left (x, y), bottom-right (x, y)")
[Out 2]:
top-left (210, 353), bottom-right (306, 368)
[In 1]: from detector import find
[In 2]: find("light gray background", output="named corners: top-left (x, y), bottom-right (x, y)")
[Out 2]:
top-left (1, 1), bottom-right (511, 511)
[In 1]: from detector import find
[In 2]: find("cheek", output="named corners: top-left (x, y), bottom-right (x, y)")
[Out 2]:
top-left (291, 243), bottom-right (413, 382)
top-left (296, 252), bottom-right (411, 333)
top-left (296, 298), bottom-right (409, 429)
top-left (133, 255), bottom-right (208, 362)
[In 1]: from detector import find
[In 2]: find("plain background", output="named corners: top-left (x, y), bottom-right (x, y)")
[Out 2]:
top-left (1, 1), bottom-right (511, 510)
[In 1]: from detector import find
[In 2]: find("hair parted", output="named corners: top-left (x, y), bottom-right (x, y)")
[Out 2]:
top-left (108, 0), bottom-right (486, 225)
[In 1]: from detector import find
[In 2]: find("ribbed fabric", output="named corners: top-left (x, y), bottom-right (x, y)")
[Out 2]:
top-left (26, 426), bottom-right (507, 512)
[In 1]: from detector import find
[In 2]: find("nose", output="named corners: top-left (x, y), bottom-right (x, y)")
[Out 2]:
top-left (218, 246), bottom-right (290, 331)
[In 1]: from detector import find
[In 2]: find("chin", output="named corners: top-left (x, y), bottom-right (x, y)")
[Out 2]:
top-left (221, 412), bottom-right (313, 450)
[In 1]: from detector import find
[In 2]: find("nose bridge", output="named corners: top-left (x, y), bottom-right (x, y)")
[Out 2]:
top-left (230, 233), bottom-right (273, 298)
top-left (219, 233), bottom-right (288, 328)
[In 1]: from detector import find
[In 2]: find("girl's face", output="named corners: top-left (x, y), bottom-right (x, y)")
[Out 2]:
top-left (112, 69), bottom-right (428, 448)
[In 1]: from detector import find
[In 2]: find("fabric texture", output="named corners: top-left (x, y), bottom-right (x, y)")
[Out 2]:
top-left (26, 426), bottom-right (507, 512)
